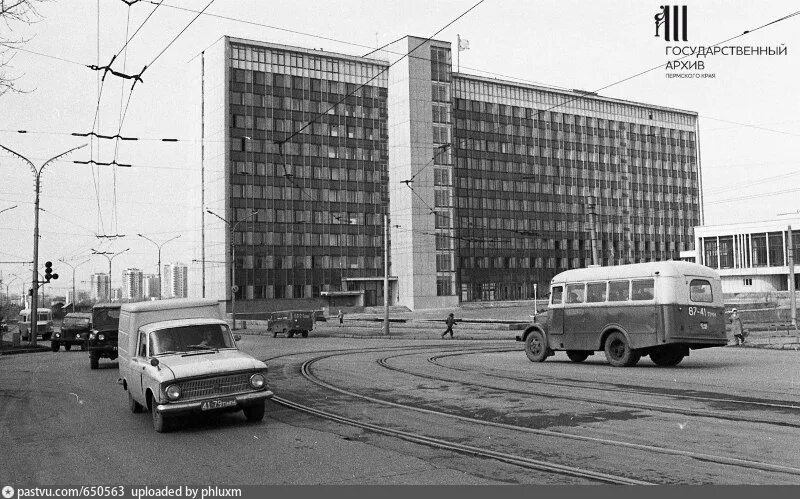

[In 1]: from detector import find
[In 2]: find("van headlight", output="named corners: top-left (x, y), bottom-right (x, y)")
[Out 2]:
top-left (89, 333), bottom-right (95, 340)
top-left (98, 334), bottom-right (105, 341)
top-left (165, 385), bottom-right (181, 401)
top-left (249, 373), bottom-right (266, 389)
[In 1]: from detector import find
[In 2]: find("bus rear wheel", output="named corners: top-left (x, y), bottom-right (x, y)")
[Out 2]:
top-left (650, 346), bottom-right (686, 367)
top-left (604, 332), bottom-right (640, 367)
top-left (524, 330), bottom-right (548, 362)
top-left (566, 350), bottom-right (590, 363)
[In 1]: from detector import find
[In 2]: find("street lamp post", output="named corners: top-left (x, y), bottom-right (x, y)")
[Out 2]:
top-left (2, 274), bottom-right (20, 304)
top-left (206, 209), bottom-right (259, 330)
top-left (138, 234), bottom-right (181, 300)
top-left (91, 248), bottom-right (130, 301)
top-left (58, 259), bottom-right (90, 312)
top-left (0, 143), bottom-right (86, 346)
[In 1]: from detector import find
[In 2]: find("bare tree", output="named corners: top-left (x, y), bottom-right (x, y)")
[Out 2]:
top-left (1, 0), bottom-right (48, 96)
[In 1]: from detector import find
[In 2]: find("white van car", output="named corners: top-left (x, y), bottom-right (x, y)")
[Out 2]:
top-left (118, 299), bottom-right (273, 432)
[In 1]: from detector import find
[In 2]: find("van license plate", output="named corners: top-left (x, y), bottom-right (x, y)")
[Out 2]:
top-left (201, 398), bottom-right (237, 411)
top-left (700, 323), bottom-right (708, 330)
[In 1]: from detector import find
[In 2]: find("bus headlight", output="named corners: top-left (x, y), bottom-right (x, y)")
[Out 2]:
top-left (249, 373), bottom-right (265, 389)
top-left (165, 385), bottom-right (181, 401)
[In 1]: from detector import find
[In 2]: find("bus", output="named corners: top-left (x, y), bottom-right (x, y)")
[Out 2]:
top-left (517, 261), bottom-right (727, 367)
top-left (19, 308), bottom-right (54, 341)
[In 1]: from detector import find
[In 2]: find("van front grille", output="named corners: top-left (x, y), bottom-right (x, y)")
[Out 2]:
top-left (179, 374), bottom-right (251, 401)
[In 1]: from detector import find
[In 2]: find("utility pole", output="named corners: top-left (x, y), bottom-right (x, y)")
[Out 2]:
top-left (138, 234), bottom-right (181, 300)
top-left (0, 143), bottom-right (86, 346)
top-left (586, 197), bottom-right (601, 266)
top-left (91, 248), bottom-right (130, 301)
top-left (788, 226), bottom-right (797, 330)
top-left (201, 51), bottom-right (206, 298)
top-left (383, 214), bottom-right (390, 335)
top-left (207, 209), bottom-right (259, 330)
top-left (58, 258), bottom-right (90, 312)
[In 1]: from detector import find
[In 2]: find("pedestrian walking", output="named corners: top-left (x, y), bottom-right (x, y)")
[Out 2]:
top-left (442, 313), bottom-right (456, 339)
top-left (337, 309), bottom-right (344, 328)
top-left (730, 308), bottom-right (746, 345)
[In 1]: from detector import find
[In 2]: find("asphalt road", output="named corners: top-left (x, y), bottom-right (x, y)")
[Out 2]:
top-left (1, 337), bottom-right (798, 485)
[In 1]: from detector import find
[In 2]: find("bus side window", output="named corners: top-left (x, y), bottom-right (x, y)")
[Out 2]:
top-left (586, 282), bottom-right (607, 303)
top-left (566, 283), bottom-right (585, 304)
top-left (632, 279), bottom-right (654, 300)
top-left (608, 280), bottom-right (630, 301)
top-left (551, 286), bottom-right (563, 305)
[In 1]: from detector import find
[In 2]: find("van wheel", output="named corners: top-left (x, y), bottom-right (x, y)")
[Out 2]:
top-left (566, 350), bottom-right (590, 363)
top-left (90, 352), bottom-right (99, 370)
top-left (128, 389), bottom-right (143, 413)
top-left (287, 330), bottom-right (294, 338)
top-left (243, 403), bottom-right (265, 422)
top-left (51, 342), bottom-right (59, 352)
top-left (604, 332), bottom-right (640, 367)
top-left (524, 330), bottom-right (548, 362)
top-left (301, 330), bottom-right (308, 338)
top-left (81, 343), bottom-right (87, 352)
top-left (151, 405), bottom-right (170, 433)
top-left (650, 346), bottom-right (686, 367)
top-left (64, 343), bottom-right (72, 351)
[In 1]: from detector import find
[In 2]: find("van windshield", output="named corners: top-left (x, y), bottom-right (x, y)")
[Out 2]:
top-left (149, 324), bottom-right (235, 356)
top-left (63, 316), bottom-right (90, 327)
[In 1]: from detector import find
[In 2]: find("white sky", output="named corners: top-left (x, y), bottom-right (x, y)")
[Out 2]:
top-left (1, 0), bottom-right (799, 297)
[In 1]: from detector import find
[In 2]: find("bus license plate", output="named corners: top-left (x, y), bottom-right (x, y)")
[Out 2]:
top-left (700, 323), bottom-right (708, 330)
top-left (201, 398), bottom-right (237, 411)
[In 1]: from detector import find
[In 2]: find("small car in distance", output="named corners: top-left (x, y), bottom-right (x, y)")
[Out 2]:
top-left (268, 310), bottom-right (314, 338)
top-left (52, 312), bottom-right (92, 351)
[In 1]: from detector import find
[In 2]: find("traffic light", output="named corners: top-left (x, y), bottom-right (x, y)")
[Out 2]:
top-left (44, 261), bottom-right (58, 282)
top-left (28, 288), bottom-right (33, 296)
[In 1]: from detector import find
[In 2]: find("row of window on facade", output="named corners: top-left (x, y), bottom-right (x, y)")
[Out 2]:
top-left (236, 254), bottom-right (383, 270)
top-left (229, 49), bottom-right (388, 85)
top-left (702, 233), bottom-right (800, 269)
top-left (231, 161), bottom-right (387, 183)
top-left (453, 80), bottom-right (696, 126)
top-left (230, 66), bottom-right (388, 96)
top-left (228, 208), bottom-right (385, 226)
top-left (230, 186), bottom-right (384, 205)
top-left (232, 112), bottom-right (383, 137)
top-left (231, 138), bottom-right (385, 162)
top-left (232, 231), bottom-right (382, 248)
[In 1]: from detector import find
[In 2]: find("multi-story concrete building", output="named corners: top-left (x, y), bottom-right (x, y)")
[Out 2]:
top-left (163, 263), bottom-right (188, 298)
top-left (196, 35), bottom-right (701, 310)
top-left (122, 268), bottom-right (144, 301)
top-left (142, 274), bottom-right (159, 300)
top-left (90, 273), bottom-right (109, 302)
top-left (689, 218), bottom-right (800, 293)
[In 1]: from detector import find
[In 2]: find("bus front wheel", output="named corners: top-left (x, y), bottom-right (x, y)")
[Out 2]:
top-left (524, 330), bottom-right (549, 362)
top-left (604, 332), bottom-right (640, 367)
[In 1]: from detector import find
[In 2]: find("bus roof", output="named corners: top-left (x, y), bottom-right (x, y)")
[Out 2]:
top-left (552, 261), bottom-right (720, 284)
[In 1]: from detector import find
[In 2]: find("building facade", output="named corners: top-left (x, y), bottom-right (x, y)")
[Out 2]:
top-left (691, 219), bottom-right (800, 293)
top-left (122, 268), bottom-right (144, 301)
top-left (163, 263), bottom-right (188, 298)
top-left (90, 273), bottom-right (109, 302)
top-left (142, 273), bottom-right (159, 299)
top-left (197, 35), bottom-right (701, 310)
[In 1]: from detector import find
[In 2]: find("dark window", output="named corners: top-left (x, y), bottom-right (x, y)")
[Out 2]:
top-left (689, 279), bottom-right (713, 303)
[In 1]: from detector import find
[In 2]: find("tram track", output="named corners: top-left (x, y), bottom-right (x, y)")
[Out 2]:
top-left (268, 346), bottom-right (800, 482)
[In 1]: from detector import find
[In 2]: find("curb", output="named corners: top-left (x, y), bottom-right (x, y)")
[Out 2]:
top-left (0, 346), bottom-right (51, 355)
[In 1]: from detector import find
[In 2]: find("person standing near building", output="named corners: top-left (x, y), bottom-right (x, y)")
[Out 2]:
top-left (442, 313), bottom-right (456, 339)
top-left (730, 308), bottom-right (746, 345)
top-left (337, 309), bottom-right (344, 328)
